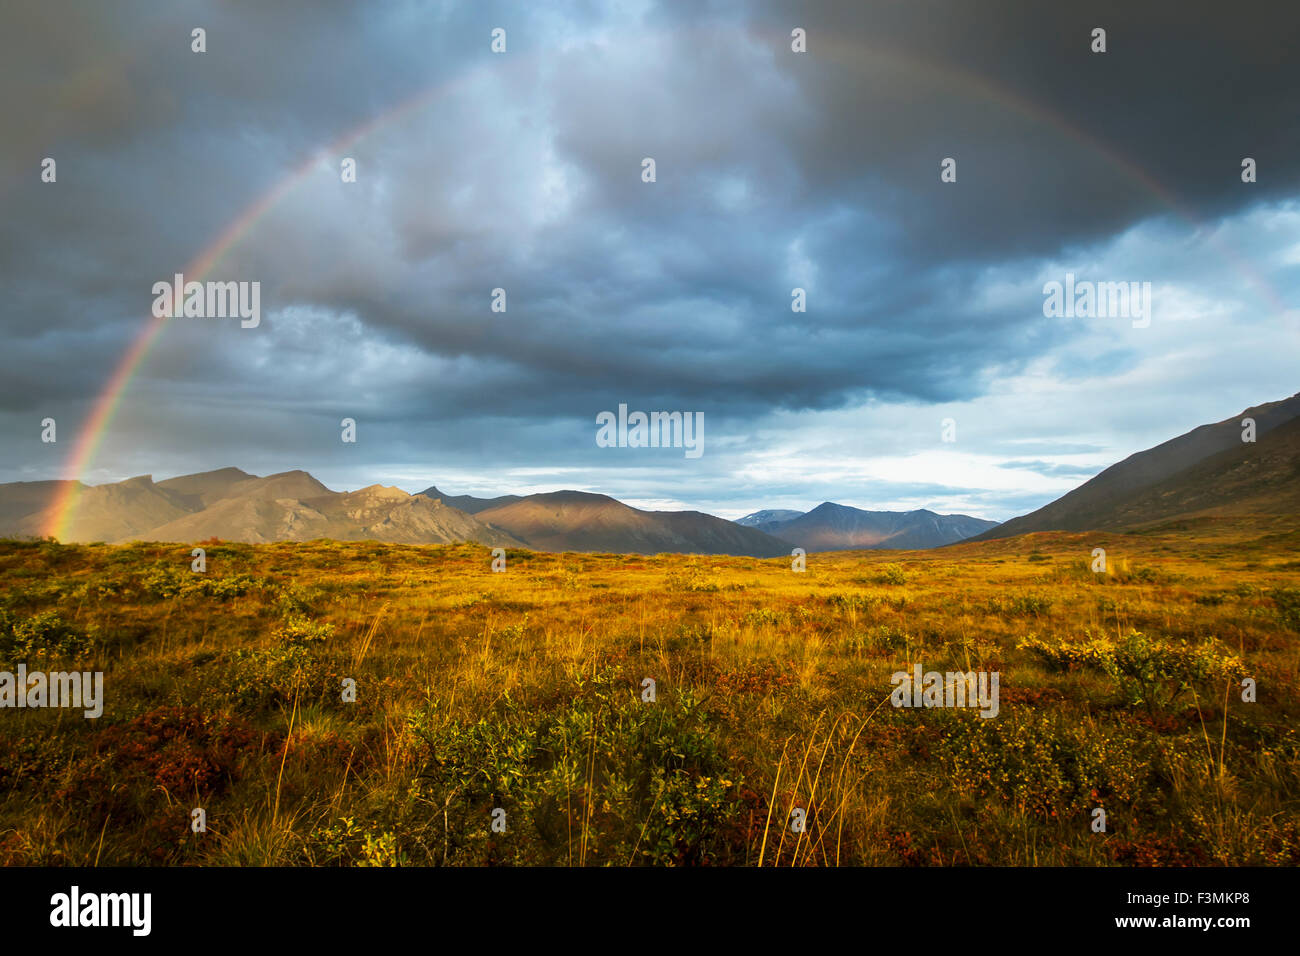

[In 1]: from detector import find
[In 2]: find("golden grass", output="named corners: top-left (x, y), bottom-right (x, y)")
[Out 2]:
top-left (0, 519), bottom-right (1296, 866)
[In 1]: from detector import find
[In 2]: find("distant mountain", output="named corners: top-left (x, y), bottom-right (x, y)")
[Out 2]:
top-left (0, 480), bottom-right (81, 536)
top-left (140, 483), bottom-right (523, 546)
top-left (475, 491), bottom-right (790, 557)
top-left (210, 469), bottom-right (332, 503)
top-left (417, 485), bottom-right (522, 515)
top-left (0, 471), bottom-right (788, 555)
top-left (13, 475), bottom-right (197, 542)
top-left (155, 466), bottom-right (253, 506)
top-left (756, 502), bottom-right (999, 551)
top-left (735, 508), bottom-right (804, 527)
top-left (0, 469), bottom-right (521, 547)
top-left (976, 392), bottom-right (1300, 539)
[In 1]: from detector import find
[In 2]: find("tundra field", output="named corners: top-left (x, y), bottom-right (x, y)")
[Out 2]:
top-left (1, 519), bottom-right (1298, 867)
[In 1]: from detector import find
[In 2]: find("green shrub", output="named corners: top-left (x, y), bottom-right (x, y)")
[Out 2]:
top-left (1271, 588), bottom-right (1300, 631)
top-left (402, 669), bottom-right (743, 865)
top-left (665, 569), bottom-right (720, 592)
top-left (827, 592), bottom-right (878, 613)
top-left (742, 607), bottom-right (784, 628)
top-left (274, 613), bottom-right (336, 647)
top-left (1009, 593), bottom-right (1052, 616)
top-left (0, 609), bottom-right (96, 663)
top-left (1018, 631), bottom-right (1245, 712)
top-left (940, 710), bottom-right (1150, 816)
top-left (138, 564), bottom-right (260, 600)
top-left (878, 563), bottom-right (908, 586)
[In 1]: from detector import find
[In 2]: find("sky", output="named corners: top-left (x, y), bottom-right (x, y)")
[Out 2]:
top-left (1, 0), bottom-right (1297, 521)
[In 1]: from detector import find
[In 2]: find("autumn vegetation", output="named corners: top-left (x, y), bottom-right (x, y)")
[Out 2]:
top-left (1, 517), bottom-right (1297, 866)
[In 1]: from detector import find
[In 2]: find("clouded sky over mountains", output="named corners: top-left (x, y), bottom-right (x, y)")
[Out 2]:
top-left (2, 0), bottom-right (1297, 519)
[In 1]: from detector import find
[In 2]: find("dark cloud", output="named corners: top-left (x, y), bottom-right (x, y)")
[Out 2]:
top-left (0, 0), bottom-right (1296, 517)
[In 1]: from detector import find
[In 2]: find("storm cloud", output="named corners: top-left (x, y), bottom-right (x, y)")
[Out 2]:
top-left (1, 0), bottom-right (1297, 520)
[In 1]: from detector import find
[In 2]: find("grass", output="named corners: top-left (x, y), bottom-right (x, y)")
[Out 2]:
top-left (0, 520), bottom-right (1297, 866)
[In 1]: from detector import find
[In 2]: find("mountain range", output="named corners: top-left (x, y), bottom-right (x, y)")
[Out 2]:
top-left (0, 469), bottom-right (993, 556)
top-left (736, 503), bottom-right (999, 550)
top-left (0, 468), bottom-right (523, 547)
top-left (2, 392), bottom-right (1295, 553)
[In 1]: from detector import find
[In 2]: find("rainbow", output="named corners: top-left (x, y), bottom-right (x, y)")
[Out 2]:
top-left (46, 59), bottom-right (497, 539)
top-left (45, 31), bottom-right (1292, 540)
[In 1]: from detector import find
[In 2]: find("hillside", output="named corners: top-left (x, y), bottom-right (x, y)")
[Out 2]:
top-left (978, 392), bottom-right (1300, 539)
top-left (476, 491), bottom-right (790, 557)
top-left (1095, 414), bottom-right (1300, 529)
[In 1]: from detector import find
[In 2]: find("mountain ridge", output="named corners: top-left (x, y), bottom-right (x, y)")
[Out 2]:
top-left (474, 491), bottom-right (791, 557)
top-left (749, 501), bottom-right (1000, 551)
top-left (9, 389), bottom-right (1293, 555)
top-left (975, 392), bottom-right (1300, 539)
top-left (417, 485), bottom-right (522, 514)
top-left (0, 471), bottom-right (795, 555)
